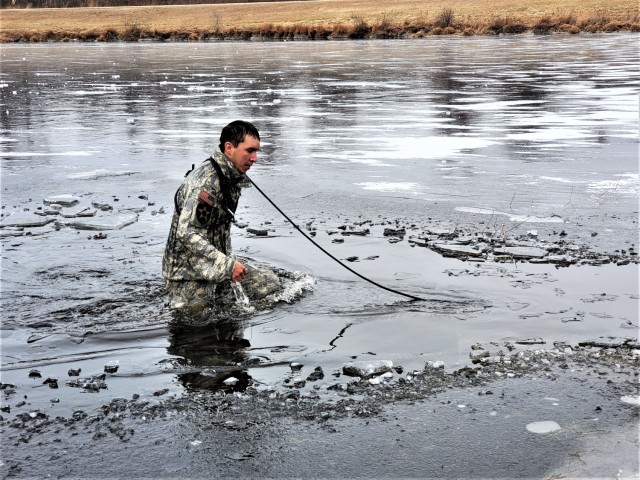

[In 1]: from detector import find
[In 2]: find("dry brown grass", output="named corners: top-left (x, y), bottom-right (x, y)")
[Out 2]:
top-left (0, 0), bottom-right (638, 41)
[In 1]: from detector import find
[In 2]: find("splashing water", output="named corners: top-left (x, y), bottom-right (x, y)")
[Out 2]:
top-left (268, 272), bottom-right (316, 304)
top-left (231, 281), bottom-right (250, 307)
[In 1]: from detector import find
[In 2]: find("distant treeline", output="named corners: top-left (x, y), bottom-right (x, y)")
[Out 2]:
top-left (0, 0), bottom-right (297, 7)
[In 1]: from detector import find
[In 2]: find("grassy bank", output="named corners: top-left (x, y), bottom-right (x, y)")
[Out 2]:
top-left (1, 0), bottom-right (638, 42)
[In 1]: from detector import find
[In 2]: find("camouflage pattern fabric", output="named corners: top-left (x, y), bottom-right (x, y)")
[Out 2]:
top-left (163, 149), bottom-right (281, 309)
top-left (165, 261), bottom-right (281, 310)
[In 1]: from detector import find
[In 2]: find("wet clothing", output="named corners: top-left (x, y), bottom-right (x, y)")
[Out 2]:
top-left (164, 263), bottom-right (281, 310)
top-left (163, 149), bottom-right (245, 284)
top-left (163, 149), bottom-right (280, 309)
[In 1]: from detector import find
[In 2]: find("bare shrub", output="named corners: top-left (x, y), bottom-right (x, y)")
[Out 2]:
top-left (602, 22), bottom-right (625, 32)
top-left (258, 23), bottom-right (273, 36)
top-left (0, 33), bottom-right (16, 42)
top-left (413, 14), bottom-right (429, 31)
top-left (155, 30), bottom-right (172, 41)
top-left (435, 7), bottom-right (454, 28)
top-left (627, 12), bottom-right (640, 22)
top-left (430, 27), bottom-right (443, 35)
top-left (556, 13), bottom-right (576, 25)
top-left (372, 17), bottom-right (400, 38)
top-left (78, 29), bottom-right (99, 41)
top-left (502, 21), bottom-right (527, 34)
top-left (279, 26), bottom-right (295, 39)
top-left (443, 26), bottom-right (457, 35)
top-left (293, 24), bottom-right (307, 36)
top-left (122, 20), bottom-right (141, 41)
top-left (558, 23), bottom-right (580, 34)
top-left (212, 12), bottom-right (221, 33)
top-left (592, 13), bottom-right (611, 25)
top-left (462, 27), bottom-right (475, 36)
top-left (371, 12), bottom-right (401, 38)
top-left (533, 17), bottom-right (555, 34)
top-left (304, 26), bottom-right (317, 40)
top-left (349, 14), bottom-right (370, 39)
top-left (97, 28), bottom-right (118, 42)
top-left (237, 29), bottom-right (252, 40)
top-left (377, 12), bottom-right (392, 29)
top-left (314, 25), bottom-right (331, 40)
top-left (579, 13), bottom-right (610, 29)
top-left (196, 29), bottom-right (211, 40)
top-left (330, 23), bottom-right (350, 39)
top-left (487, 16), bottom-right (507, 34)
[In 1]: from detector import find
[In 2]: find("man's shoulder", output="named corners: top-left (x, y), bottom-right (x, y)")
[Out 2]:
top-left (185, 159), bottom-right (217, 186)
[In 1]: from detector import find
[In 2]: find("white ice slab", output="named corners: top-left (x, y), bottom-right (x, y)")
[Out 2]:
top-left (61, 213), bottom-right (139, 231)
top-left (0, 212), bottom-right (55, 228)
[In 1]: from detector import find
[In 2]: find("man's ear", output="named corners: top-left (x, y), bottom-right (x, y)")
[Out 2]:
top-left (223, 141), bottom-right (233, 155)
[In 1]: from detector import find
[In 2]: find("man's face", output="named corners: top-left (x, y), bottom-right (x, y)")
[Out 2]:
top-left (224, 135), bottom-right (260, 174)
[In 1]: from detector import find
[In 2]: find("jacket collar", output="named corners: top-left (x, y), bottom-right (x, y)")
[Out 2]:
top-left (212, 148), bottom-right (246, 185)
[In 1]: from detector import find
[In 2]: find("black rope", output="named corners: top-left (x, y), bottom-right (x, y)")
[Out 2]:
top-left (247, 177), bottom-right (425, 302)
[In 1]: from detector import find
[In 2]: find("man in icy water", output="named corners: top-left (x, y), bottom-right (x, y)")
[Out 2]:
top-left (163, 120), bottom-right (281, 309)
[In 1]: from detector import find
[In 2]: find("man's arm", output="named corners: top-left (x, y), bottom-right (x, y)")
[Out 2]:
top-left (175, 180), bottom-right (236, 283)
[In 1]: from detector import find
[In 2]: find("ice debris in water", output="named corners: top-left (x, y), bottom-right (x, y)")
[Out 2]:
top-left (526, 421), bottom-right (561, 434)
top-left (66, 374), bottom-right (107, 392)
top-left (104, 360), bottom-right (119, 373)
top-left (43, 194), bottom-right (80, 206)
top-left (426, 360), bottom-right (445, 369)
top-left (343, 360), bottom-right (393, 378)
top-left (369, 372), bottom-right (394, 385)
top-left (0, 212), bottom-right (55, 228)
top-left (620, 395), bottom-right (640, 406)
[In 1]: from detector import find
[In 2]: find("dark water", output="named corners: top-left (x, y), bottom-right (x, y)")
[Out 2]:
top-left (0, 36), bottom-right (638, 415)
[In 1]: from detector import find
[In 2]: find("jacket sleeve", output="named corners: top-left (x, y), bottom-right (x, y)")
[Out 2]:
top-left (174, 179), bottom-right (235, 283)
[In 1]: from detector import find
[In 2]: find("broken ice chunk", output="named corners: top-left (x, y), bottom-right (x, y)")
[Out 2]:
top-left (43, 194), bottom-right (80, 206)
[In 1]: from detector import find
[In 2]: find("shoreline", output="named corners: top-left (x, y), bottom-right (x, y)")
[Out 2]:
top-left (2, 332), bottom-right (638, 477)
top-left (1, 0), bottom-right (638, 42)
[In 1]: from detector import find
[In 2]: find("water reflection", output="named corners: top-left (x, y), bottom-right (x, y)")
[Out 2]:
top-left (168, 316), bottom-right (252, 392)
top-left (0, 36), bottom-right (637, 336)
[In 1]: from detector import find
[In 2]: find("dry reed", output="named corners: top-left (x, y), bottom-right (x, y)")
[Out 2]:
top-left (1, 1), bottom-right (638, 42)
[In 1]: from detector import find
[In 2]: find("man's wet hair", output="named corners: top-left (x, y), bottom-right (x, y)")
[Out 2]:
top-left (219, 120), bottom-right (260, 152)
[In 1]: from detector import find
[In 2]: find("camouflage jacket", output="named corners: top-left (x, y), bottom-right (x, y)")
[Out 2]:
top-left (162, 149), bottom-right (249, 283)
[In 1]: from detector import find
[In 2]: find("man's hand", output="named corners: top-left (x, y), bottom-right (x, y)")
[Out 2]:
top-left (231, 261), bottom-right (247, 283)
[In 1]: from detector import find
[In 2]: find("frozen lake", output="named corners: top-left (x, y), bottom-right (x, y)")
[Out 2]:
top-left (0, 35), bottom-right (638, 415)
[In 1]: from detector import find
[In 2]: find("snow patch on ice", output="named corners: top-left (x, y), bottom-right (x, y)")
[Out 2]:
top-left (68, 169), bottom-right (140, 180)
top-left (620, 395), bottom-right (640, 406)
top-left (0, 151), bottom-right (94, 158)
top-left (526, 421), bottom-right (561, 434)
top-left (355, 182), bottom-right (422, 194)
top-left (587, 173), bottom-right (639, 195)
top-left (455, 207), bottom-right (564, 224)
